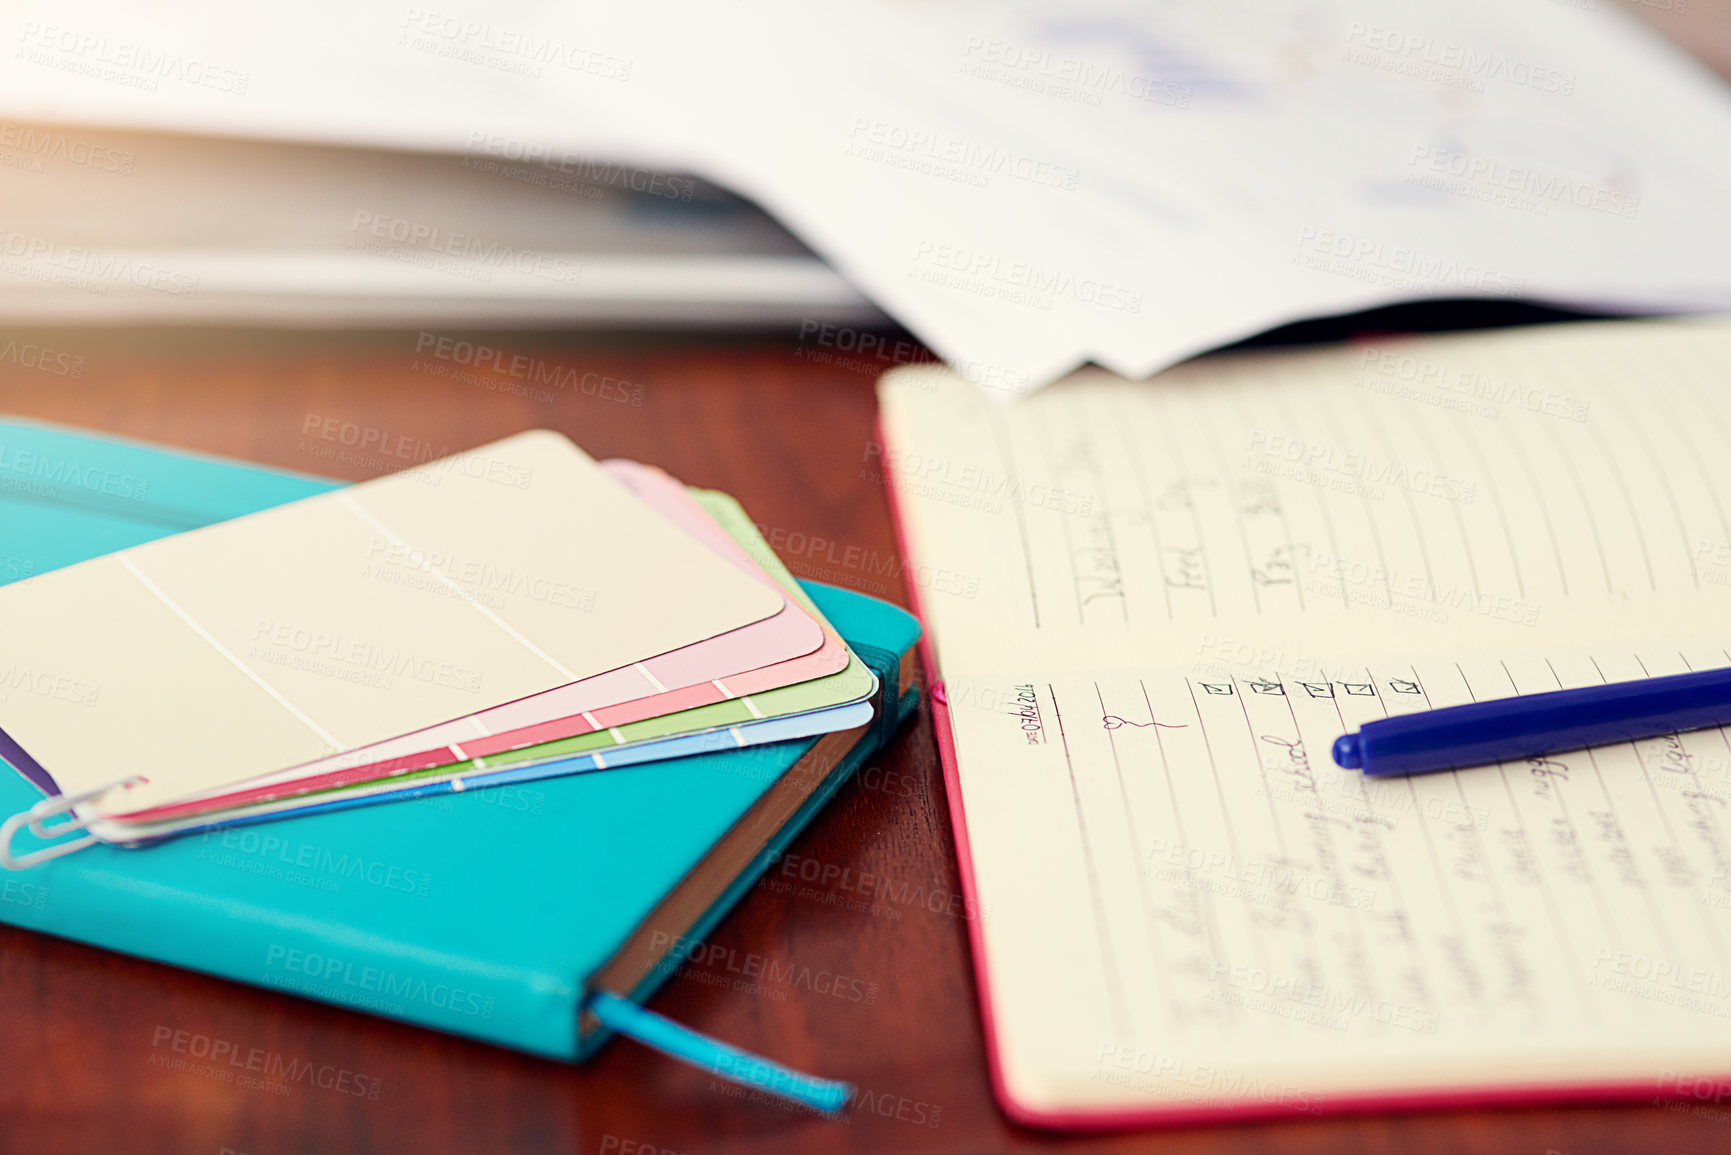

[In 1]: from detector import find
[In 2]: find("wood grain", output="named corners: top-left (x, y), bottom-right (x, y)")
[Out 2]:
top-left (0, 326), bottom-right (1724, 1155)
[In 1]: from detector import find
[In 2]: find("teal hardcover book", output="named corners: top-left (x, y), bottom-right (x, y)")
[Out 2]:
top-left (0, 418), bottom-right (920, 1069)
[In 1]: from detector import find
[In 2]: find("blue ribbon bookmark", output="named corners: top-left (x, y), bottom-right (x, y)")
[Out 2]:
top-left (586, 991), bottom-right (853, 1113)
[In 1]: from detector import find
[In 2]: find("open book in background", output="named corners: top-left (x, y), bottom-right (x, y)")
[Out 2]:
top-left (879, 317), bottom-right (1731, 1125)
top-left (4, 0), bottom-right (1731, 386)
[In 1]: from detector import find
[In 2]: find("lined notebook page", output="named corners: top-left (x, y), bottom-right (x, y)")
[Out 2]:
top-left (884, 319), bottom-right (1731, 672)
top-left (879, 318), bottom-right (1731, 1115)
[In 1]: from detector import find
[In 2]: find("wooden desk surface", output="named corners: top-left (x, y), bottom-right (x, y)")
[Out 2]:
top-left (0, 325), bottom-right (1723, 1155)
top-left (6, 6), bottom-right (1731, 1152)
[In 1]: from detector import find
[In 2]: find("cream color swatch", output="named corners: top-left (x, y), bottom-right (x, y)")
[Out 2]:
top-left (0, 430), bottom-right (783, 816)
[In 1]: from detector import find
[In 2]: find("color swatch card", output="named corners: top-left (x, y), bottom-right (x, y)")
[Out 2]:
top-left (0, 430), bottom-right (785, 819)
top-left (69, 489), bottom-right (879, 843)
top-left (97, 698), bottom-right (878, 844)
top-left (91, 474), bottom-right (874, 832)
top-left (105, 460), bottom-right (842, 818)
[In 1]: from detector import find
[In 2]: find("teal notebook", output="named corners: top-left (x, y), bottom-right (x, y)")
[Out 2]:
top-left (0, 418), bottom-right (920, 1085)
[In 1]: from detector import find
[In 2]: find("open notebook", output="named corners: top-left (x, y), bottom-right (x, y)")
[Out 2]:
top-left (879, 317), bottom-right (1731, 1126)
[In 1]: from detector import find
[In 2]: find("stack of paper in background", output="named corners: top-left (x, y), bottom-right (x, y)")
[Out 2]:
top-left (0, 429), bottom-right (877, 858)
top-left (7, 0), bottom-right (1731, 386)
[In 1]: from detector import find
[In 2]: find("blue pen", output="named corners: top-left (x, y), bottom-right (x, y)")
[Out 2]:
top-left (1331, 666), bottom-right (1731, 777)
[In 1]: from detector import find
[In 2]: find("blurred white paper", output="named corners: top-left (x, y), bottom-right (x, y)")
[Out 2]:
top-left (1, 0), bottom-right (1728, 388)
top-left (0, 127), bottom-right (882, 327)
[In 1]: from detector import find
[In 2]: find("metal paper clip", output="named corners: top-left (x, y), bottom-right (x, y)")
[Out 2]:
top-left (0, 776), bottom-right (144, 870)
